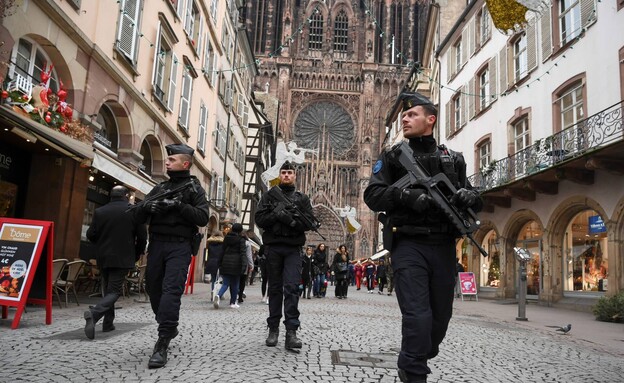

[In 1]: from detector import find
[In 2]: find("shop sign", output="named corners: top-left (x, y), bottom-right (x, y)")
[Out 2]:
top-left (0, 151), bottom-right (12, 171)
top-left (458, 272), bottom-right (477, 295)
top-left (588, 215), bottom-right (606, 234)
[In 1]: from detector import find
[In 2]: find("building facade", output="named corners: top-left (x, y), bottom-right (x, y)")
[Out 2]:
top-left (0, 0), bottom-right (258, 281)
top-left (243, 0), bottom-right (430, 257)
top-left (430, 0), bottom-right (624, 310)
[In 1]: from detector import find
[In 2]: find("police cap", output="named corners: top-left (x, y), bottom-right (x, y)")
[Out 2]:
top-left (166, 143), bottom-right (194, 156)
top-left (280, 161), bottom-right (296, 171)
top-left (400, 91), bottom-right (436, 112)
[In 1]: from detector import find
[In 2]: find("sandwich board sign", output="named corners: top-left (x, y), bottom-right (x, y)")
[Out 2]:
top-left (0, 218), bottom-right (54, 329)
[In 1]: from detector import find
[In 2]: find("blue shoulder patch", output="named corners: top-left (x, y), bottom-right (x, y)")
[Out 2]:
top-left (372, 160), bottom-right (383, 174)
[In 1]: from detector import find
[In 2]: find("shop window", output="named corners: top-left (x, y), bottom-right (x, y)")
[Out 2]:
top-left (515, 221), bottom-right (542, 296)
top-left (564, 210), bottom-right (608, 292)
top-left (480, 230), bottom-right (500, 288)
top-left (139, 140), bottom-right (152, 175)
top-left (8, 38), bottom-right (59, 93)
top-left (95, 104), bottom-right (119, 152)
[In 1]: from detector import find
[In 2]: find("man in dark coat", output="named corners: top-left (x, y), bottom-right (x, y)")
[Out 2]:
top-left (135, 143), bottom-right (209, 368)
top-left (364, 92), bottom-right (482, 383)
top-left (255, 161), bottom-right (319, 352)
top-left (84, 185), bottom-right (147, 340)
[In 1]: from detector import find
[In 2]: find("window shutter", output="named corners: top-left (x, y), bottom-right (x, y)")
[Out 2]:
top-left (151, 22), bottom-right (162, 86)
top-left (468, 19), bottom-right (476, 56)
top-left (242, 103), bottom-right (249, 129)
top-left (179, 72), bottom-right (192, 130)
top-left (498, 47), bottom-right (507, 93)
top-left (461, 30), bottom-right (468, 67)
top-left (460, 90), bottom-right (467, 127)
top-left (185, 0), bottom-right (194, 36)
top-left (445, 101), bottom-right (451, 137)
top-left (580, 0), bottom-right (597, 28)
top-left (168, 53), bottom-right (179, 111)
top-left (199, 103), bottom-right (207, 151)
top-left (217, 176), bottom-right (224, 203)
top-left (176, 0), bottom-right (185, 17)
top-left (489, 57), bottom-right (498, 101)
top-left (197, 14), bottom-right (204, 54)
top-left (540, 5), bottom-right (553, 62)
top-left (448, 52), bottom-right (455, 82)
top-left (526, 21), bottom-right (537, 72)
top-left (468, 78), bottom-right (475, 119)
top-left (117, 0), bottom-right (140, 61)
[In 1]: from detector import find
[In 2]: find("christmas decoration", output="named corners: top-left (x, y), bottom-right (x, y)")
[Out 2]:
top-left (486, 0), bottom-right (530, 35)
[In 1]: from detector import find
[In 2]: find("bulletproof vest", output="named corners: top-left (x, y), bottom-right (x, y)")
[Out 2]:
top-left (412, 145), bottom-right (460, 188)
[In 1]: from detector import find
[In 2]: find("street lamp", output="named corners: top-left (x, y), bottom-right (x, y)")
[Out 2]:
top-left (513, 246), bottom-right (532, 321)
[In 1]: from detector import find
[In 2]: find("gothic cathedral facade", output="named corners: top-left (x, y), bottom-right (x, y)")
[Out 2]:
top-left (244, 0), bottom-right (428, 258)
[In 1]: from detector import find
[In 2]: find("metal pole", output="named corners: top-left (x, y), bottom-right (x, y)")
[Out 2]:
top-left (516, 260), bottom-right (528, 321)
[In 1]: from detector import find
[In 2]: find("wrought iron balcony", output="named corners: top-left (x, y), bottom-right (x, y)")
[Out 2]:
top-left (468, 100), bottom-right (624, 192)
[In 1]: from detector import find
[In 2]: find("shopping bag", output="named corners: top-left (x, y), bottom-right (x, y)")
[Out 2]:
top-left (212, 271), bottom-right (223, 297)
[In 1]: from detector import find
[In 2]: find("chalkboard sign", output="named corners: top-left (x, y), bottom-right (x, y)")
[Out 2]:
top-left (0, 218), bottom-right (54, 329)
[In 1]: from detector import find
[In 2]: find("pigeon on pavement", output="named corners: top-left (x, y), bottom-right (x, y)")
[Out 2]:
top-left (546, 323), bottom-right (572, 334)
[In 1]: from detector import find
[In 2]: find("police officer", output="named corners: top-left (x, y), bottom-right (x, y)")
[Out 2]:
top-left (136, 143), bottom-right (209, 368)
top-left (255, 161), bottom-right (319, 352)
top-left (364, 92), bottom-right (482, 383)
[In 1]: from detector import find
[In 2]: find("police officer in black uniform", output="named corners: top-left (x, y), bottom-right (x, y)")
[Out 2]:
top-left (136, 143), bottom-right (209, 368)
top-left (364, 92), bottom-right (482, 383)
top-left (255, 161), bottom-right (319, 352)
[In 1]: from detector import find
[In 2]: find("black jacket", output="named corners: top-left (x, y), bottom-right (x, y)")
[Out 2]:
top-left (219, 233), bottom-right (247, 276)
top-left (312, 249), bottom-right (328, 275)
top-left (87, 199), bottom-right (147, 269)
top-left (255, 184), bottom-right (317, 246)
top-left (204, 235), bottom-right (224, 275)
top-left (301, 255), bottom-right (314, 284)
top-left (332, 252), bottom-right (349, 280)
top-left (364, 135), bottom-right (482, 242)
top-left (136, 171), bottom-right (209, 238)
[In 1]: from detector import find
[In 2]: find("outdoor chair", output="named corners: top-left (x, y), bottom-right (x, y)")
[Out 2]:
top-left (51, 259), bottom-right (68, 309)
top-left (54, 259), bottom-right (86, 307)
top-left (125, 264), bottom-right (148, 302)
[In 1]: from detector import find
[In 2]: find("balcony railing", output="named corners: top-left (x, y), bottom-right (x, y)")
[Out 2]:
top-left (469, 100), bottom-right (624, 191)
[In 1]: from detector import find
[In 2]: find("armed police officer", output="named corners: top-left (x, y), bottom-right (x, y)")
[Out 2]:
top-left (135, 143), bottom-right (209, 369)
top-left (255, 161), bottom-right (319, 352)
top-left (364, 92), bottom-right (482, 383)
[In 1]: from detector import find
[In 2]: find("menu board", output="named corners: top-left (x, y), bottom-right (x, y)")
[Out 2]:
top-left (0, 223), bottom-right (43, 301)
top-left (458, 272), bottom-right (477, 295)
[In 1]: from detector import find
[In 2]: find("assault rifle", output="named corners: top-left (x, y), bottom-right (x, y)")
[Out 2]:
top-left (126, 180), bottom-right (197, 212)
top-left (268, 186), bottom-right (325, 240)
top-left (390, 141), bottom-right (488, 257)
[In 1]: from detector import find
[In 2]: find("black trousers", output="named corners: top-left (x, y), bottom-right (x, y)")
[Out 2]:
top-left (91, 267), bottom-right (129, 326)
top-left (335, 278), bottom-right (349, 297)
top-left (146, 239), bottom-right (192, 338)
top-left (391, 238), bottom-right (456, 377)
top-left (266, 244), bottom-right (302, 330)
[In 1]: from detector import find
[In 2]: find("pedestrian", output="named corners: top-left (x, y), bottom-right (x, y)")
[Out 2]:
top-left (386, 257), bottom-right (395, 296)
top-left (354, 260), bottom-right (364, 290)
top-left (364, 91), bottom-right (482, 383)
top-left (237, 232), bottom-right (254, 303)
top-left (214, 223), bottom-right (247, 309)
top-left (348, 261), bottom-right (355, 286)
top-left (301, 246), bottom-right (314, 299)
top-left (258, 245), bottom-right (269, 303)
top-left (135, 143), bottom-right (209, 369)
top-left (204, 225), bottom-right (229, 301)
top-left (364, 258), bottom-right (376, 293)
top-left (250, 251), bottom-right (259, 285)
top-left (332, 245), bottom-right (350, 299)
top-left (255, 160), bottom-right (319, 352)
top-left (312, 243), bottom-right (328, 298)
top-left (377, 259), bottom-right (387, 294)
top-left (83, 185), bottom-right (147, 340)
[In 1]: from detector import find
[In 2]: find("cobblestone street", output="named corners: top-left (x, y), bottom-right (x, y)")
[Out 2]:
top-left (2, 283), bottom-right (623, 382)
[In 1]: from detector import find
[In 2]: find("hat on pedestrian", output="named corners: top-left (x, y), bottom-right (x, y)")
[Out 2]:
top-left (231, 223), bottom-right (244, 233)
top-left (280, 160), bottom-right (296, 171)
top-left (166, 143), bottom-right (194, 156)
top-left (400, 91), bottom-right (436, 112)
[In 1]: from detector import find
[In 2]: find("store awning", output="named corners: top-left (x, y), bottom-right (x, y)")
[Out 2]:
top-left (0, 106), bottom-right (94, 162)
top-left (92, 150), bottom-right (155, 195)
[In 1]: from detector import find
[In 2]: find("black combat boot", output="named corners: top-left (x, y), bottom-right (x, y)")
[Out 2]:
top-left (265, 327), bottom-right (279, 347)
top-left (285, 329), bottom-right (302, 350)
top-left (148, 337), bottom-right (171, 369)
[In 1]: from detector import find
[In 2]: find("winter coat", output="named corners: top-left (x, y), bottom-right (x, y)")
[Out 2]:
top-left (302, 255), bottom-right (314, 285)
top-left (313, 249), bottom-right (328, 275)
top-left (219, 232), bottom-right (247, 276)
top-left (332, 252), bottom-right (349, 280)
top-left (204, 234), bottom-right (224, 275)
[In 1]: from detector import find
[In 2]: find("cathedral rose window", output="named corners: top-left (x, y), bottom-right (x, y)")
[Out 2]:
top-left (293, 101), bottom-right (354, 154)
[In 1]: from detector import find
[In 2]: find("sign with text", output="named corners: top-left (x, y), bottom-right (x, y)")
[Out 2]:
top-left (588, 215), bottom-right (606, 234)
top-left (0, 218), bottom-right (54, 329)
top-left (458, 272), bottom-right (477, 295)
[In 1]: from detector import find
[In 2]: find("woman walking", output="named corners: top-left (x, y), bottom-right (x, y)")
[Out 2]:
top-left (312, 243), bottom-right (328, 298)
top-left (332, 245), bottom-right (350, 299)
top-left (301, 247), bottom-right (314, 299)
top-left (214, 223), bottom-right (247, 309)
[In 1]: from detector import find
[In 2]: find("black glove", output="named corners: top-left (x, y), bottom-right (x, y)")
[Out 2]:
top-left (400, 188), bottom-right (435, 212)
top-left (274, 202), bottom-right (296, 227)
top-left (450, 188), bottom-right (478, 208)
top-left (158, 198), bottom-right (181, 211)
